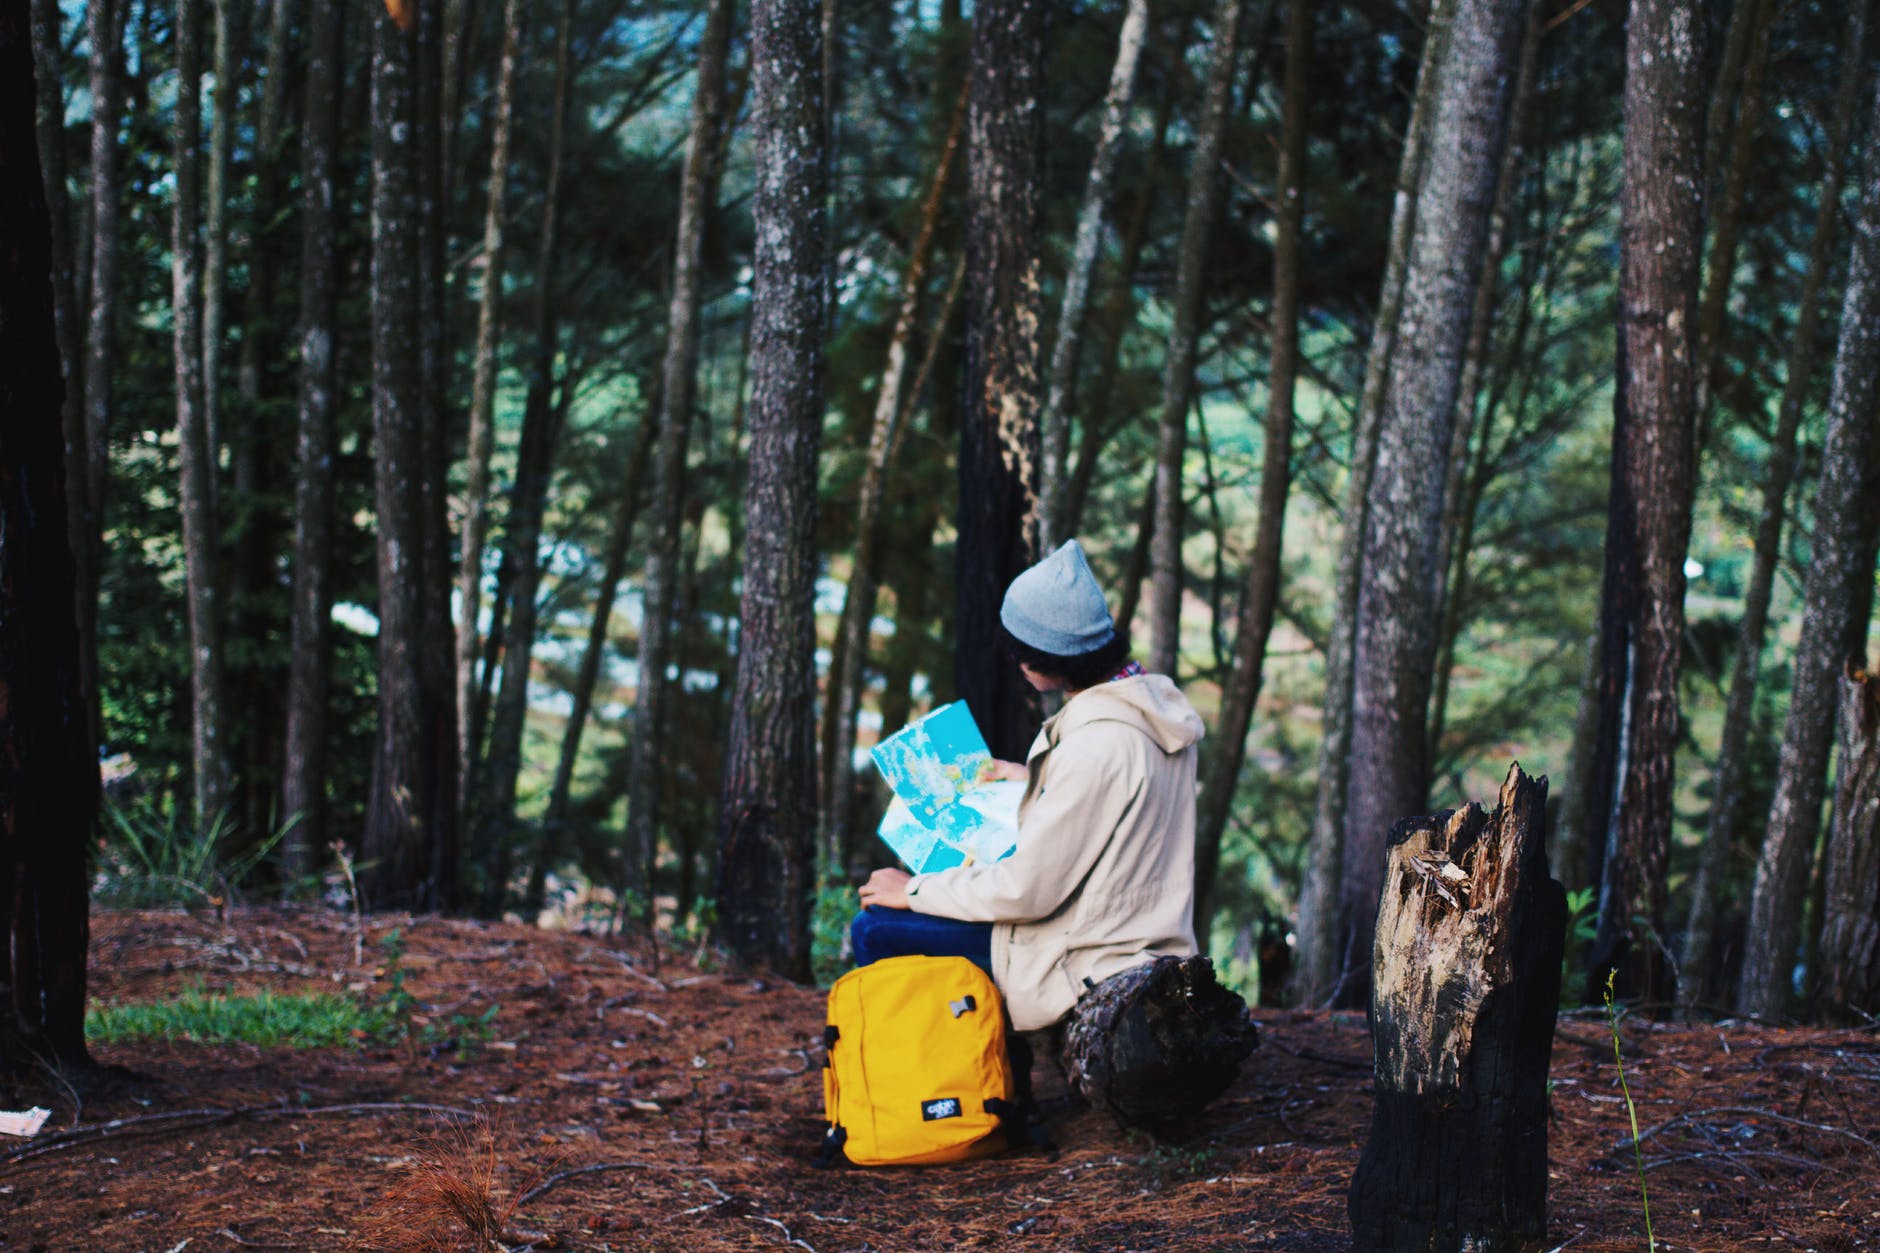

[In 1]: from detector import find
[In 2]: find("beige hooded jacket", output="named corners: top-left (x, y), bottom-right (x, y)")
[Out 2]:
top-left (903, 674), bottom-right (1204, 1030)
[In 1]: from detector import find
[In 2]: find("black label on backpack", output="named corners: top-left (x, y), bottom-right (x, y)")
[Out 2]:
top-left (921, 1097), bottom-right (963, 1121)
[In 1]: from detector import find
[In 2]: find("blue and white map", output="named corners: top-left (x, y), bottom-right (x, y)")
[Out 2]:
top-left (870, 701), bottom-right (1021, 875)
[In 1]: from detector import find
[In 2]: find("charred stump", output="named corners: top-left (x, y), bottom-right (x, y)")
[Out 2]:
top-left (1349, 763), bottom-right (1567, 1253)
top-left (1061, 955), bottom-right (1259, 1134)
top-left (1818, 667), bottom-right (1880, 1022)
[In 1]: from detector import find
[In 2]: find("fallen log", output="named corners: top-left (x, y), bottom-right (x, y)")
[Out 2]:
top-left (1060, 954), bottom-right (1259, 1135)
top-left (1349, 763), bottom-right (1567, 1253)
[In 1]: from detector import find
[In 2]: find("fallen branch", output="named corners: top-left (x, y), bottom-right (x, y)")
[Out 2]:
top-left (514, 1159), bottom-right (705, 1207)
top-left (4, 1101), bottom-right (485, 1165)
top-left (1617, 1105), bottom-right (1880, 1158)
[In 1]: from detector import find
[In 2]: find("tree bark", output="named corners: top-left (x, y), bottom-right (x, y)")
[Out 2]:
top-left (1293, 0), bottom-right (1452, 1008)
top-left (363, 0), bottom-right (451, 911)
top-left (0, 0), bottom-right (99, 1075)
top-left (624, 0), bottom-right (736, 920)
top-left (1584, 0), bottom-right (1704, 1003)
top-left (1192, 0), bottom-right (1308, 939)
top-left (1737, 85), bottom-right (1880, 1018)
top-left (479, 0), bottom-right (574, 914)
top-left (280, 0), bottom-right (345, 879)
top-left (1349, 764), bottom-right (1565, 1252)
top-left (1037, 0), bottom-right (1147, 552)
top-left (1681, 0), bottom-right (1871, 1015)
top-left (1060, 956), bottom-right (1259, 1135)
top-left (1340, 0), bottom-right (1527, 1007)
top-left (455, 0), bottom-right (525, 818)
top-left (715, 0), bottom-right (825, 981)
top-left (1817, 669), bottom-right (1880, 1024)
top-left (201, 0), bottom-right (242, 514)
top-left (171, 0), bottom-right (232, 829)
top-left (821, 90), bottom-right (964, 869)
top-left (27, 0), bottom-right (81, 556)
top-left (955, 0), bottom-right (1045, 762)
top-left (1145, 0), bottom-right (1242, 678)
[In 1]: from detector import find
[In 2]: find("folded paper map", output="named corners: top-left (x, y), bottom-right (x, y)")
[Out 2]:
top-left (870, 700), bottom-right (1021, 875)
top-left (0, 1106), bottom-right (50, 1138)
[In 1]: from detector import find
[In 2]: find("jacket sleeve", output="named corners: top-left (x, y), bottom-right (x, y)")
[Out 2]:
top-left (904, 722), bottom-right (1141, 924)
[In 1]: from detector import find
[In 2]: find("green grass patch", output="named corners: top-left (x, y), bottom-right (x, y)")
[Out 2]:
top-left (87, 989), bottom-right (396, 1049)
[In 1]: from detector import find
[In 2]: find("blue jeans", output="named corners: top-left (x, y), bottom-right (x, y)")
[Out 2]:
top-left (849, 907), bottom-right (993, 973)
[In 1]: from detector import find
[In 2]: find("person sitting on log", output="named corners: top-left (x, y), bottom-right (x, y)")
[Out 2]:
top-left (853, 538), bottom-right (1206, 1036)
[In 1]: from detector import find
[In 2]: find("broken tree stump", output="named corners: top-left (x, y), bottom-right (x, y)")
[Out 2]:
top-left (1349, 763), bottom-right (1567, 1253)
top-left (1060, 954), bottom-right (1259, 1135)
top-left (1818, 667), bottom-right (1880, 1022)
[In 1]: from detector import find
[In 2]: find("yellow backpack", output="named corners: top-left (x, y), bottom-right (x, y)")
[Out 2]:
top-left (817, 954), bottom-right (1017, 1167)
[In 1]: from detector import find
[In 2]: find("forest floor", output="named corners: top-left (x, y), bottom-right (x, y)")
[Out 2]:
top-left (3, 907), bottom-right (1877, 1252)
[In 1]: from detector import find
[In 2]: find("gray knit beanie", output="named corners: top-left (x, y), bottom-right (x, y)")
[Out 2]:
top-left (1000, 539), bottom-right (1116, 656)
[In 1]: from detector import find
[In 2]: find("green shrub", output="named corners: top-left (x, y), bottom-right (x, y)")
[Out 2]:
top-left (87, 989), bottom-right (396, 1049)
top-left (93, 800), bottom-right (284, 909)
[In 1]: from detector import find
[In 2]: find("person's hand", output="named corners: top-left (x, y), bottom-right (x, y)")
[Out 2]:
top-left (858, 867), bottom-right (912, 910)
top-left (973, 758), bottom-right (1027, 784)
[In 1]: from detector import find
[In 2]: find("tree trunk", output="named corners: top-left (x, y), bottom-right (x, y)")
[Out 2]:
top-left (0, 0), bottom-right (99, 1075)
top-left (456, 0), bottom-right (525, 818)
top-left (1145, 0), bottom-right (1242, 678)
top-left (479, 0), bottom-right (574, 915)
top-left (1681, 0), bottom-right (1871, 1015)
top-left (1349, 764), bottom-right (1565, 1252)
top-left (280, 0), bottom-right (345, 879)
top-left (1037, 0), bottom-right (1147, 552)
top-left (1192, 0), bottom-right (1308, 939)
top-left (528, 413), bottom-right (657, 911)
top-left (171, 0), bottom-right (231, 829)
top-left (27, 0), bottom-right (82, 558)
top-left (955, 0), bottom-right (1045, 762)
top-left (821, 90), bottom-right (964, 868)
top-left (76, 0), bottom-right (124, 757)
top-left (363, 0), bottom-right (449, 911)
top-left (1293, 0), bottom-right (1452, 1008)
top-left (1060, 956), bottom-right (1259, 1136)
top-left (1584, 0), bottom-right (1704, 1003)
top-left (201, 0), bottom-right (242, 515)
top-left (624, 0), bottom-right (736, 921)
top-left (1737, 87), bottom-right (1880, 1018)
top-left (1340, 0), bottom-right (1527, 1007)
top-left (1817, 669), bottom-right (1880, 1023)
top-left (715, 0), bottom-right (825, 981)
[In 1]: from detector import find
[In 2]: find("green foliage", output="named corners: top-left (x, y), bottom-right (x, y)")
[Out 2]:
top-left (1561, 886), bottom-right (1599, 1006)
top-left (92, 801), bottom-right (283, 909)
top-left (86, 988), bottom-right (395, 1049)
top-left (376, 926), bottom-right (420, 1031)
top-left (811, 870), bottom-right (857, 989)
top-left (375, 927), bottom-right (501, 1060)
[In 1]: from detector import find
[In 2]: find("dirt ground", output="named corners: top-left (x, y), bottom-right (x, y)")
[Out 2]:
top-left (3, 907), bottom-right (1876, 1252)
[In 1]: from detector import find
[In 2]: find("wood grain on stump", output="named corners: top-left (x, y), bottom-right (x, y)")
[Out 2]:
top-left (1349, 763), bottom-right (1566, 1252)
top-left (1061, 954), bottom-right (1259, 1135)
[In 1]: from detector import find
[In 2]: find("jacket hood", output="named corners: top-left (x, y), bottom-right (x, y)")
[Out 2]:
top-left (1051, 674), bottom-right (1205, 755)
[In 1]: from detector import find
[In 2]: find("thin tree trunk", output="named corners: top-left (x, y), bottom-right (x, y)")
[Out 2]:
top-left (1681, 0), bottom-right (1872, 1015)
top-left (71, 0), bottom-right (123, 772)
top-left (172, 0), bottom-right (231, 829)
top-left (821, 90), bottom-right (964, 867)
top-left (528, 413), bottom-right (658, 911)
top-left (1038, 0), bottom-right (1148, 551)
top-left (1340, 0), bottom-right (1528, 1009)
top-left (456, 0), bottom-right (526, 821)
top-left (1690, 0), bottom-right (1775, 454)
top-left (1737, 87), bottom-right (1880, 1018)
top-left (624, 0), bottom-right (737, 922)
top-left (280, 0), bottom-right (344, 879)
top-left (716, 0), bottom-right (825, 979)
top-left (1192, 0), bottom-right (1308, 939)
top-left (956, 0), bottom-right (1046, 761)
top-left (480, 0), bottom-right (574, 914)
top-left (1425, 0), bottom-right (1541, 760)
top-left (0, 0), bottom-right (100, 1075)
top-left (1585, 0), bottom-right (1705, 1003)
top-left (1145, 0), bottom-right (1243, 677)
top-left (1292, 0), bottom-right (1452, 1008)
top-left (1552, 628), bottom-right (1603, 900)
top-left (201, 0), bottom-right (242, 514)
